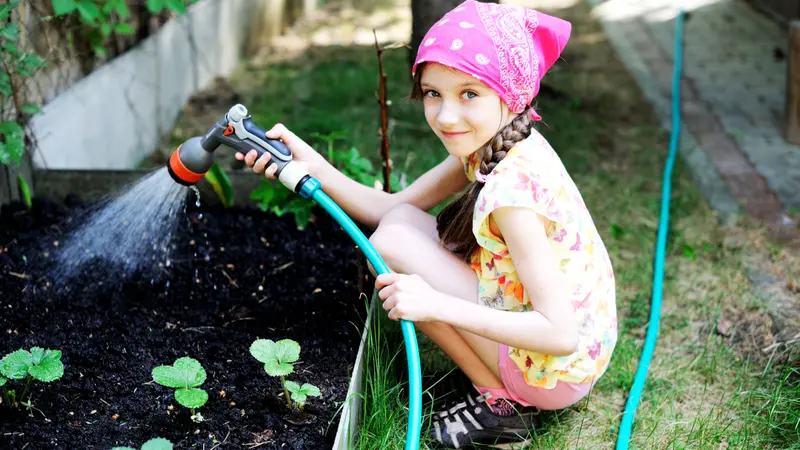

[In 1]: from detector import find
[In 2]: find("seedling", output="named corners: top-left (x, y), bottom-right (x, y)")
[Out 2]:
top-left (151, 357), bottom-right (208, 422)
top-left (0, 347), bottom-right (64, 410)
top-left (112, 437), bottom-right (173, 450)
top-left (284, 381), bottom-right (321, 409)
top-left (249, 338), bottom-right (321, 410)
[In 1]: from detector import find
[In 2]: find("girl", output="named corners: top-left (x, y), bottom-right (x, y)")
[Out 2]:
top-left (236, 1), bottom-right (617, 448)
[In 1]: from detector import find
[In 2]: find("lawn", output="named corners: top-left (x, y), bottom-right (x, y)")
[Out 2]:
top-left (146, 1), bottom-right (799, 448)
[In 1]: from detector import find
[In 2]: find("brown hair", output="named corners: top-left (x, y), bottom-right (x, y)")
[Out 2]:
top-left (410, 64), bottom-right (536, 262)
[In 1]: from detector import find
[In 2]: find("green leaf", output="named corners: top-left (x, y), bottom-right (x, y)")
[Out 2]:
top-left (0, 2), bottom-right (22, 22)
top-left (250, 339), bottom-right (300, 377)
top-left (249, 180), bottom-right (276, 205)
top-left (275, 339), bottom-right (301, 362)
top-left (51, 0), bottom-right (77, 15)
top-left (17, 174), bottom-right (32, 209)
top-left (0, 121), bottom-right (26, 165)
top-left (286, 381), bottom-right (320, 405)
top-left (174, 387), bottom-right (207, 409)
top-left (0, 375), bottom-right (7, 386)
top-left (114, 23), bottom-right (134, 34)
top-left (1, 23), bottom-right (19, 42)
top-left (142, 438), bottom-right (174, 450)
top-left (264, 359), bottom-right (293, 377)
top-left (146, 0), bottom-right (165, 14)
top-left (165, 0), bottom-right (187, 14)
top-left (204, 162), bottom-right (234, 207)
top-left (0, 349), bottom-right (33, 379)
top-left (21, 104), bottom-right (43, 116)
top-left (75, 0), bottom-right (100, 22)
top-left (285, 381), bottom-right (305, 404)
top-left (0, 73), bottom-right (11, 97)
top-left (299, 383), bottom-right (321, 397)
top-left (152, 357), bottom-right (206, 389)
top-left (27, 348), bottom-right (63, 382)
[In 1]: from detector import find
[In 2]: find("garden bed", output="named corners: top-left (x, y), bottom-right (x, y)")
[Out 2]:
top-left (0, 193), bottom-right (371, 449)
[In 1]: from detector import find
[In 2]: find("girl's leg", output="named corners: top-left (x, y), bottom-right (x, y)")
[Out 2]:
top-left (370, 204), bottom-right (540, 448)
top-left (368, 203), bottom-right (503, 388)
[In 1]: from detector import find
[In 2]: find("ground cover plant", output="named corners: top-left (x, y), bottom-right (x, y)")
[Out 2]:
top-left (0, 196), bottom-right (372, 449)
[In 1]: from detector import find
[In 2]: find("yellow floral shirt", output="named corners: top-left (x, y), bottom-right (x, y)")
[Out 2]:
top-left (463, 130), bottom-right (618, 389)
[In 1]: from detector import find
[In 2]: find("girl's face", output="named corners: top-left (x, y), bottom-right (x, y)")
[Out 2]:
top-left (420, 63), bottom-right (517, 158)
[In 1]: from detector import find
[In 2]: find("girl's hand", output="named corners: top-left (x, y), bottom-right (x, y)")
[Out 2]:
top-left (235, 124), bottom-right (326, 180)
top-left (375, 273), bottom-right (444, 322)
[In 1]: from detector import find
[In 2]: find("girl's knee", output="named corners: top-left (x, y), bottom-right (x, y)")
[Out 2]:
top-left (382, 203), bottom-right (424, 225)
top-left (369, 221), bottom-right (416, 271)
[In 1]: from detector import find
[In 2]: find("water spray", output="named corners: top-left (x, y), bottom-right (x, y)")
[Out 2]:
top-left (167, 104), bottom-right (423, 449)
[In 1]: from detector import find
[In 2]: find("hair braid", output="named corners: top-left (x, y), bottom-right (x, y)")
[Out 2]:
top-left (436, 105), bottom-right (535, 262)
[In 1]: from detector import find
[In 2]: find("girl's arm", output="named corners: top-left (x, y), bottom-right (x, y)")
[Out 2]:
top-left (314, 153), bottom-right (469, 230)
top-left (433, 207), bottom-right (580, 356)
top-left (263, 123), bottom-right (470, 230)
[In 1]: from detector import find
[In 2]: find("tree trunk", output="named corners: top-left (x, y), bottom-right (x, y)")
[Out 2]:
top-left (409, 0), bottom-right (497, 68)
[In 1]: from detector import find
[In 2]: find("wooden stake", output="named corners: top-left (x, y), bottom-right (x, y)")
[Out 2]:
top-left (374, 29), bottom-right (392, 193)
top-left (785, 21), bottom-right (800, 144)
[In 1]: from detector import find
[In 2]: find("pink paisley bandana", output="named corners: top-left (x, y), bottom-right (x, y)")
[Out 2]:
top-left (412, 0), bottom-right (571, 121)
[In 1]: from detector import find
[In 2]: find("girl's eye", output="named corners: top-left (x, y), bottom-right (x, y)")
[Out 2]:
top-left (423, 90), bottom-right (440, 98)
top-left (461, 91), bottom-right (478, 99)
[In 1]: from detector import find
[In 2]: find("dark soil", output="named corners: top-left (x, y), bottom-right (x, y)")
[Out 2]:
top-left (0, 195), bottom-right (371, 449)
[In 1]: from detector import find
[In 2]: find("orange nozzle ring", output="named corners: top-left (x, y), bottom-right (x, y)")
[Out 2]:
top-left (169, 145), bottom-right (205, 184)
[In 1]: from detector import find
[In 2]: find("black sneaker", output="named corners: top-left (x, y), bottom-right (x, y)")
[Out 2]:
top-left (427, 390), bottom-right (540, 449)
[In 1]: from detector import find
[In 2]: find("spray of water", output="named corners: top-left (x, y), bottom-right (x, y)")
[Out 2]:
top-left (50, 167), bottom-right (190, 284)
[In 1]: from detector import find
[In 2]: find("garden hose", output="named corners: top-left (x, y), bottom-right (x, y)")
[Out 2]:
top-left (616, 8), bottom-right (685, 449)
top-left (303, 180), bottom-right (423, 450)
top-left (165, 106), bottom-right (424, 450)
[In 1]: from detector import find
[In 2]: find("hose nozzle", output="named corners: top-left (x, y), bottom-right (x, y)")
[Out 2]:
top-left (166, 104), bottom-right (309, 191)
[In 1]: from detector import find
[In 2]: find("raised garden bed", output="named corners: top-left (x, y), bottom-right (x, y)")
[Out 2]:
top-left (0, 188), bottom-right (372, 449)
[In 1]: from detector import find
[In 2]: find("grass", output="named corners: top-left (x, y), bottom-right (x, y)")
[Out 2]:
top-left (155, 1), bottom-right (799, 448)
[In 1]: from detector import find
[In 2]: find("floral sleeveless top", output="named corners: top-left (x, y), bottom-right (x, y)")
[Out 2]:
top-left (463, 129), bottom-right (618, 389)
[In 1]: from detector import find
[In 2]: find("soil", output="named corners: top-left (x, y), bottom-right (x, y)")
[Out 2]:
top-left (0, 195), bottom-right (372, 449)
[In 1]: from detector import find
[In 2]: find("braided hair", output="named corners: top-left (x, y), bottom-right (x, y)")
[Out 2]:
top-left (435, 105), bottom-right (535, 261)
top-left (410, 64), bottom-right (536, 261)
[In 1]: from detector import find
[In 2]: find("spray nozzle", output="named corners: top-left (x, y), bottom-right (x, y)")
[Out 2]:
top-left (166, 104), bottom-right (310, 192)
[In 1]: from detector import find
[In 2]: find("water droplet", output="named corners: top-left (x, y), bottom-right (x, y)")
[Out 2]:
top-left (49, 167), bottom-right (188, 284)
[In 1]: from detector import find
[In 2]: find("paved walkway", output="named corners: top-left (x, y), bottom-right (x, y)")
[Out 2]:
top-left (588, 0), bottom-right (800, 238)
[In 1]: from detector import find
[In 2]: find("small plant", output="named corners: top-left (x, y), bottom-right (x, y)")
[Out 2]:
top-left (249, 338), bottom-right (321, 410)
top-left (284, 380), bottom-right (321, 410)
top-left (250, 129), bottom-right (391, 229)
top-left (152, 357), bottom-right (208, 422)
top-left (112, 437), bottom-right (173, 450)
top-left (0, 347), bottom-right (64, 410)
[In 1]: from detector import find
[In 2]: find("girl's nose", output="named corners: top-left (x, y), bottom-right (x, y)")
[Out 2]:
top-left (436, 101), bottom-right (460, 127)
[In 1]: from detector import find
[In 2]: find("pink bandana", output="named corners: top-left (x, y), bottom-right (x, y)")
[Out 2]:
top-left (412, 0), bottom-right (571, 121)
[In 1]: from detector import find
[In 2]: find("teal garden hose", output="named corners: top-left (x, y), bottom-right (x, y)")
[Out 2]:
top-left (166, 106), bottom-right (424, 450)
top-left (301, 178), bottom-right (423, 450)
top-left (616, 8), bottom-right (685, 449)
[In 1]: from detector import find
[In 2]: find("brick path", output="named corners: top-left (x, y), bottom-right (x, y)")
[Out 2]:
top-left (588, 0), bottom-right (800, 245)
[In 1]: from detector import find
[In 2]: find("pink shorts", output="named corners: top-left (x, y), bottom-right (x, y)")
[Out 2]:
top-left (475, 344), bottom-right (594, 410)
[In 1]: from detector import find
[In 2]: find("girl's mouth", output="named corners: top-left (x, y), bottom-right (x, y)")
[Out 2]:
top-left (441, 130), bottom-right (469, 138)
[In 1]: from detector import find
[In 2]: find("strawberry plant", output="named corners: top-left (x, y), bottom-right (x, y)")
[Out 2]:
top-left (0, 347), bottom-right (64, 410)
top-left (249, 338), bottom-right (321, 410)
top-left (112, 437), bottom-right (173, 450)
top-left (151, 357), bottom-right (208, 422)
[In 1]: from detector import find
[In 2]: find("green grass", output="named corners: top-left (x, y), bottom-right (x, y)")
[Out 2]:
top-left (158, 2), bottom-right (799, 448)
